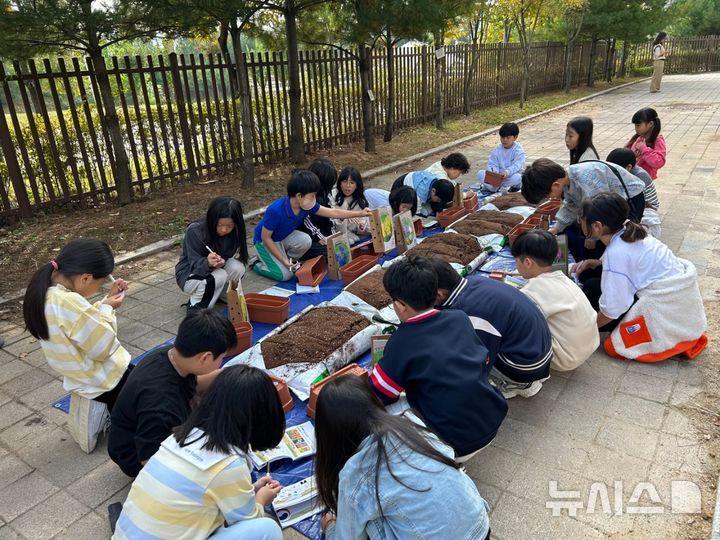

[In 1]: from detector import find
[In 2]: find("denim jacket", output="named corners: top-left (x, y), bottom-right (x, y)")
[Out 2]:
top-left (325, 433), bottom-right (490, 540)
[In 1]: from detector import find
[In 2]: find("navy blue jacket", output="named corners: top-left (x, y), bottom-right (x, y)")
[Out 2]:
top-left (370, 309), bottom-right (507, 456)
top-left (439, 275), bottom-right (552, 374)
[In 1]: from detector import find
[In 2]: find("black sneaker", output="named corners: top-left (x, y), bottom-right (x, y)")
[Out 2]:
top-left (108, 502), bottom-right (123, 532)
top-left (0, 336), bottom-right (4, 349)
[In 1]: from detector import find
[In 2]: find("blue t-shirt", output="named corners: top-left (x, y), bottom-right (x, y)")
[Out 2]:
top-left (253, 196), bottom-right (320, 244)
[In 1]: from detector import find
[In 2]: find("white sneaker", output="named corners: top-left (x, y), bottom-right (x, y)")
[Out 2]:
top-left (494, 379), bottom-right (544, 399)
top-left (68, 393), bottom-right (109, 453)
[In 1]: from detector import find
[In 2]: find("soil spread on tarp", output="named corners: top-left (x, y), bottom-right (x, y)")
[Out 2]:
top-left (346, 269), bottom-right (392, 309)
top-left (467, 210), bottom-right (525, 227)
top-left (491, 192), bottom-right (535, 210)
top-left (450, 219), bottom-right (511, 236)
top-left (406, 233), bottom-right (481, 266)
top-left (261, 306), bottom-right (371, 369)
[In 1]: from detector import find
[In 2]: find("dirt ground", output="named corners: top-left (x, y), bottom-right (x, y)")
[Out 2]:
top-left (0, 79), bottom-right (636, 307)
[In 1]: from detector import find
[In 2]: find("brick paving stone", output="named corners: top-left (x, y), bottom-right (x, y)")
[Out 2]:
top-left (8, 491), bottom-right (89, 539)
top-left (0, 472), bottom-right (59, 522)
top-left (596, 418), bottom-right (661, 461)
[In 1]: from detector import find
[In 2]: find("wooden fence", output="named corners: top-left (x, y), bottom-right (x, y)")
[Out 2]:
top-left (0, 35), bottom-right (718, 222)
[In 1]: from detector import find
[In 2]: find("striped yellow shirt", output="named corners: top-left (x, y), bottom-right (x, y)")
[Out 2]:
top-left (42, 285), bottom-right (130, 399)
top-left (114, 430), bottom-right (264, 540)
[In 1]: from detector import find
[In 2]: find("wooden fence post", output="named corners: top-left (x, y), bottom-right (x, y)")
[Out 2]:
top-left (0, 63), bottom-right (32, 218)
top-left (421, 46), bottom-right (428, 119)
top-left (169, 53), bottom-right (198, 182)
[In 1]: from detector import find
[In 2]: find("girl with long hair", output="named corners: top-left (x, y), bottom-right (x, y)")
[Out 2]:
top-left (566, 116), bottom-right (599, 164)
top-left (650, 32), bottom-right (668, 92)
top-left (331, 166), bottom-right (370, 243)
top-left (315, 376), bottom-right (491, 539)
top-left (626, 107), bottom-right (666, 180)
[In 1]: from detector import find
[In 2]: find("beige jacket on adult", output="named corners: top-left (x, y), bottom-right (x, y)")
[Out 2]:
top-left (521, 271), bottom-right (600, 371)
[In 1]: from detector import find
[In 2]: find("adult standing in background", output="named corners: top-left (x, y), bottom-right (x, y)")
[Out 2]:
top-left (650, 32), bottom-right (667, 93)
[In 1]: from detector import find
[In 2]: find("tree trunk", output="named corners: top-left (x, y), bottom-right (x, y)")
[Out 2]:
top-left (89, 50), bottom-right (133, 205)
top-left (284, 1), bottom-right (306, 164)
top-left (587, 37), bottom-right (598, 87)
top-left (19, 59), bottom-right (43, 113)
top-left (358, 44), bottom-right (376, 152)
top-left (434, 29), bottom-right (445, 129)
top-left (463, 42), bottom-right (480, 115)
top-left (229, 24), bottom-right (256, 189)
top-left (605, 38), bottom-right (616, 82)
top-left (620, 40), bottom-right (629, 78)
top-left (383, 32), bottom-right (394, 142)
top-left (218, 21), bottom-right (237, 96)
top-left (519, 45), bottom-right (530, 108)
top-left (564, 38), bottom-right (575, 92)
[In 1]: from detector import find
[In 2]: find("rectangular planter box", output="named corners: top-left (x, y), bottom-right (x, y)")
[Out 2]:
top-left (437, 206), bottom-right (467, 228)
top-left (270, 375), bottom-right (294, 413)
top-left (340, 255), bottom-right (379, 287)
top-left (534, 198), bottom-right (562, 220)
top-left (351, 241), bottom-right (379, 258)
top-left (507, 223), bottom-right (537, 247)
top-left (463, 191), bottom-right (478, 212)
top-left (413, 217), bottom-right (423, 236)
top-left (245, 293), bottom-right (290, 325)
top-left (484, 171), bottom-right (504, 188)
top-left (306, 363), bottom-right (369, 419)
top-left (225, 321), bottom-right (253, 358)
top-left (296, 255), bottom-right (327, 286)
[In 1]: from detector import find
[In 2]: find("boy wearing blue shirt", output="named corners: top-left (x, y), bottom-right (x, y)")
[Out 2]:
top-left (391, 172), bottom-right (456, 217)
top-left (477, 123), bottom-right (526, 192)
top-left (369, 256), bottom-right (507, 462)
top-left (253, 169), bottom-right (371, 281)
top-left (426, 256), bottom-right (553, 399)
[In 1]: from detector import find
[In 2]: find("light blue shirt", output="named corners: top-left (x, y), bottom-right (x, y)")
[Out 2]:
top-left (365, 188), bottom-right (391, 210)
top-left (325, 432), bottom-right (491, 540)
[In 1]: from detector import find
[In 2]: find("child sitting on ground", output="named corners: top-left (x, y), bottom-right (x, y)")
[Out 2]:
top-left (424, 152), bottom-right (470, 182)
top-left (511, 230), bottom-right (599, 372)
top-left (176, 196), bottom-right (248, 313)
top-left (108, 309), bottom-right (236, 478)
top-left (391, 170), bottom-right (457, 217)
top-left (315, 376), bottom-right (491, 539)
top-left (606, 148), bottom-right (662, 239)
top-left (573, 193), bottom-right (706, 362)
top-left (425, 256), bottom-right (553, 398)
top-left (626, 107), bottom-right (666, 180)
top-left (369, 256), bottom-right (507, 462)
top-left (23, 238), bottom-right (130, 453)
top-left (298, 158), bottom-right (338, 260)
top-left (330, 166), bottom-right (370, 244)
top-left (253, 169), bottom-right (372, 281)
top-left (566, 116), bottom-right (599, 164)
top-left (365, 186), bottom-right (418, 216)
top-left (477, 122), bottom-right (526, 192)
top-left (113, 365), bottom-right (285, 540)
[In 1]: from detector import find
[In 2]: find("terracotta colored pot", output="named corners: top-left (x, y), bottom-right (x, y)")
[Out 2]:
top-left (340, 255), bottom-right (379, 287)
top-left (534, 198), bottom-right (562, 220)
top-left (523, 215), bottom-right (543, 227)
top-left (306, 363), bottom-right (369, 419)
top-left (270, 375), bottom-right (294, 413)
top-left (225, 322), bottom-right (253, 358)
top-left (351, 241), bottom-right (379, 258)
top-left (413, 217), bottom-right (423, 236)
top-left (507, 223), bottom-right (537, 247)
top-left (245, 293), bottom-right (290, 325)
top-left (463, 191), bottom-right (478, 212)
top-left (437, 206), bottom-right (467, 228)
top-left (296, 255), bottom-right (327, 286)
top-left (484, 171), bottom-right (504, 188)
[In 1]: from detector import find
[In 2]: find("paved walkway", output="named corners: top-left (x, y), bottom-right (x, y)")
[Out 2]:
top-left (0, 73), bottom-right (719, 539)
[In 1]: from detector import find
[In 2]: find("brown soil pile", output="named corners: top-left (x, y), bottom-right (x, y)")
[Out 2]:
top-left (467, 210), bottom-right (525, 227)
top-left (261, 306), bottom-right (371, 368)
top-left (450, 219), bottom-right (511, 236)
top-left (346, 269), bottom-right (392, 309)
top-left (491, 193), bottom-right (535, 210)
top-left (406, 233), bottom-right (481, 265)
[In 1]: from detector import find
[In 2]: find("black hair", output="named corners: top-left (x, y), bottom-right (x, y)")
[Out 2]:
top-left (653, 32), bottom-right (667, 46)
top-left (173, 364), bottom-right (285, 454)
top-left (420, 255), bottom-right (461, 292)
top-left (580, 192), bottom-right (647, 243)
top-left (440, 153), bottom-right (470, 174)
top-left (605, 148), bottom-right (637, 169)
top-left (24, 239), bottom-right (115, 340)
top-left (383, 256), bottom-right (437, 310)
top-left (335, 167), bottom-right (368, 209)
top-left (510, 229), bottom-right (558, 267)
top-left (521, 158), bottom-right (567, 204)
top-left (630, 108), bottom-right (661, 148)
top-left (388, 186), bottom-right (418, 216)
top-left (287, 169), bottom-right (322, 197)
top-left (499, 122), bottom-right (520, 137)
top-left (315, 376), bottom-right (459, 514)
top-left (308, 158), bottom-right (337, 204)
top-left (203, 196), bottom-right (248, 265)
top-left (567, 116), bottom-right (598, 165)
top-left (430, 178), bottom-right (455, 204)
top-left (174, 308), bottom-right (237, 358)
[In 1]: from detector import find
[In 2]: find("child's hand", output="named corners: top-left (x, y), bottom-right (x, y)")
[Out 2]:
top-left (321, 512), bottom-right (337, 531)
top-left (255, 482), bottom-right (283, 506)
top-left (109, 278), bottom-right (128, 297)
top-left (571, 259), bottom-right (601, 276)
top-left (360, 208), bottom-right (373, 217)
top-left (207, 252), bottom-right (225, 268)
top-left (501, 171), bottom-right (509, 179)
top-left (349, 217), bottom-right (365, 226)
top-left (103, 290), bottom-right (126, 310)
top-left (253, 475), bottom-right (281, 493)
top-left (284, 258), bottom-right (300, 272)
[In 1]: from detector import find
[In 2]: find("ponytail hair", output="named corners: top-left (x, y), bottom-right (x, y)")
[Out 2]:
top-left (579, 193), bottom-right (647, 244)
top-left (23, 239), bottom-right (115, 340)
top-left (630, 108), bottom-right (661, 147)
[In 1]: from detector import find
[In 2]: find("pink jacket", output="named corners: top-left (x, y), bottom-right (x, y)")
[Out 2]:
top-left (627, 134), bottom-right (666, 180)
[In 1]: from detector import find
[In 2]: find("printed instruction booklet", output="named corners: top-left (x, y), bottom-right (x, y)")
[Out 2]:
top-left (272, 476), bottom-right (323, 527)
top-left (249, 421), bottom-right (316, 469)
